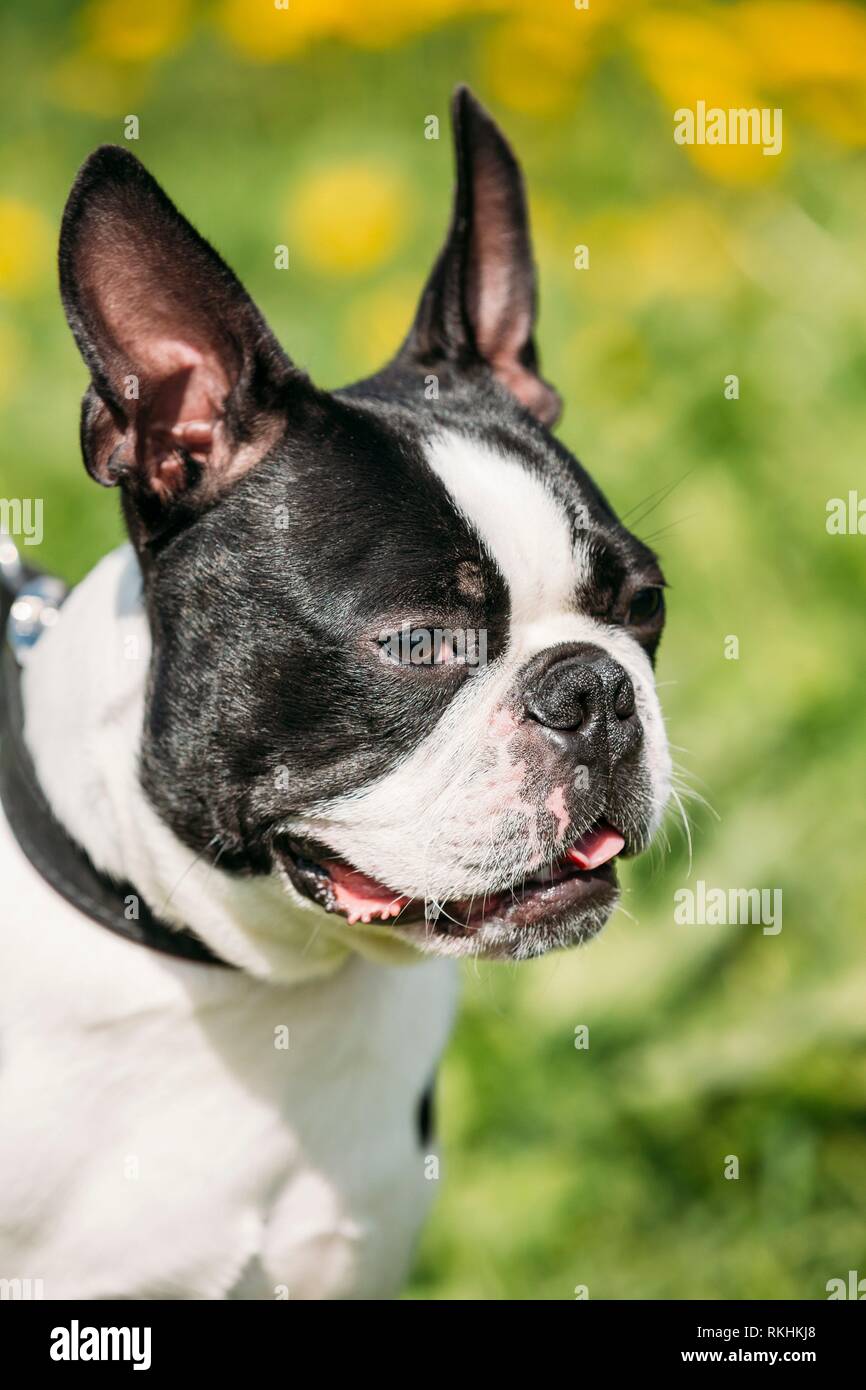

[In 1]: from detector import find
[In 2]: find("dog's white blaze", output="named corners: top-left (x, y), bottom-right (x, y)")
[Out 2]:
top-left (423, 433), bottom-right (657, 674)
top-left (424, 432), bottom-right (585, 630)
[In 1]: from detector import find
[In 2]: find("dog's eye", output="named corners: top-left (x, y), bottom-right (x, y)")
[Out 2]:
top-left (626, 587), bottom-right (663, 625)
top-left (377, 627), bottom-right (465, 668)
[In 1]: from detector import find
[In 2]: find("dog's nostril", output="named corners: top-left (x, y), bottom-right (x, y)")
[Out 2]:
top-left (613, 674), bottom-right (635, 721)
top-left (524, 663), bottom-right (596, 731)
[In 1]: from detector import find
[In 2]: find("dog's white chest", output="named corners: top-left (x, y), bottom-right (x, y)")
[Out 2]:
top-left (0, 829), bottom-right (458, 1300)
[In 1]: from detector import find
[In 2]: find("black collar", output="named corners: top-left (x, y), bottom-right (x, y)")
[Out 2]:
top-left (0, 581), bottom-right (230, 969)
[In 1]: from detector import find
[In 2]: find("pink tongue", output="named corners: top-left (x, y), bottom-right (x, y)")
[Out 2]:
top-left (564, 824), bottom-right (625, 870)
top-left (326, 824), bottom-right (624, 924)
top-left (325, 861), bottom-right (410, 925)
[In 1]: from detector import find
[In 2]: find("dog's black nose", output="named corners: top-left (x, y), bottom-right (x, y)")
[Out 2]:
top-left (522, 643), bottom-right (642, 764)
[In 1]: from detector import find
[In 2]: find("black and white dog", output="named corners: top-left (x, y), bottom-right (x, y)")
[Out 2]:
top-left (0, 88), bottom-right (670, 1299)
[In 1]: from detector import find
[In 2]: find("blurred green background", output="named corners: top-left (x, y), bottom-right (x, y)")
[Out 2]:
top-left (1, 0), bottom-right (865, 1300)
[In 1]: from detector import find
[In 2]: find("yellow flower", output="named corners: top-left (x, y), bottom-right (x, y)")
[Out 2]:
top-left (81, 0), bottom-right (192, 63)
top-left (734, 1), bottom-right (866, 147)
top-left (0, 200), bottom-right (53, 298)
top-left (342, 0), bottom-right (481, 51)
top-left (480, 17), bottom-right (590, 116)
top-left (630, 9), bottom-right (760, 92)
top-left (630, 10), bottom-right (784, 184)
top-left (289, 162), bottom-right (409, 275)
top-left (733, 1), bottom-right (866, 85)
top-left (218, 0), bottom-right (350, 62)
top-left (218, 0), bottom-right (496, 61)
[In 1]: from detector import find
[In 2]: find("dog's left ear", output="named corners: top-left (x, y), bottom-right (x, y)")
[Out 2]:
top-left (398, 86), bottom-right (561, 427)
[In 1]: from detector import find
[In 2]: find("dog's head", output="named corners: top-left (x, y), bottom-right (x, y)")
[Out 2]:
top-left (59, 88), bottom-right (670, 961)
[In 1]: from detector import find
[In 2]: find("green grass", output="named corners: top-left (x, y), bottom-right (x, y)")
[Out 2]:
top-left (1, 2), bottom-right (864, 1300)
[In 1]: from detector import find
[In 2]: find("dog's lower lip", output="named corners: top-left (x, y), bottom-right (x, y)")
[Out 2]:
top-left (277, 831), bottom-right (621, 933)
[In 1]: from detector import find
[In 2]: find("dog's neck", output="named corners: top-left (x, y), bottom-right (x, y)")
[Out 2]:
top-left (20, 545), bottom-right (422, 983)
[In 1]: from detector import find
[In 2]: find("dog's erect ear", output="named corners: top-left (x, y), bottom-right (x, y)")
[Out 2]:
top-left (59, 146), bottom-right (299, 529)
top-left (400, 86), bottom-right (560, 427)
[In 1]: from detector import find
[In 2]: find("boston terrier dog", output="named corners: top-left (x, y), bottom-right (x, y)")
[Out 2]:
top-left (0, 87), bottom-right (670, 1299)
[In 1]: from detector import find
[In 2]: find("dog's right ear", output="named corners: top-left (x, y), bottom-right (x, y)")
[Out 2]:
top-left (59, 146), bottom-right (302, 534)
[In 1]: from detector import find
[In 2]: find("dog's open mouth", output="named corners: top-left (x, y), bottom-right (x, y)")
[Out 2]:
top-left (277, 823), bottom-right (624, 935)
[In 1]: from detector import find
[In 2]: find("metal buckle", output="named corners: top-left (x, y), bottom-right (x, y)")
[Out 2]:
top-left (1, 531), bottom-right (68, 664)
